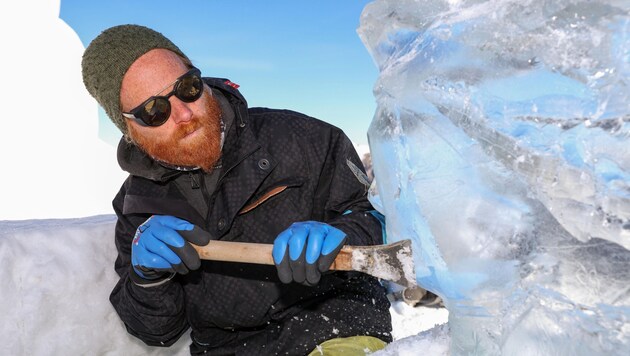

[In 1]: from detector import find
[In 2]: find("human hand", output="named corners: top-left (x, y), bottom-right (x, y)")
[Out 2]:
top-left (131, 215), bottom-right (208, 282)
top-left (272, 221), bottom-right (347, 285)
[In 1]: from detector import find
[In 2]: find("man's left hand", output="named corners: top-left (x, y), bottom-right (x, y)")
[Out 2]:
top-left (272, 221), bottom-right (347, 285)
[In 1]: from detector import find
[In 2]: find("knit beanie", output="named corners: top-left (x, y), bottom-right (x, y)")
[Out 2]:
top-left (81, 24), bottom-right (189, 134)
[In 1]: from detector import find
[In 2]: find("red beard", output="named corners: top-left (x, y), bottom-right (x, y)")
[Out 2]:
top-left (129, 92), bottom-right (223, 172)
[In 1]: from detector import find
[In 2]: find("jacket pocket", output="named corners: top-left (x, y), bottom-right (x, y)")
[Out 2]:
top-left (238, 178), bottom-right (305, 215)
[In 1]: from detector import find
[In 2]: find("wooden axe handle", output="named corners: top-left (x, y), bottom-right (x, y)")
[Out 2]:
top-left (192, 240), bottom-right (354, 271)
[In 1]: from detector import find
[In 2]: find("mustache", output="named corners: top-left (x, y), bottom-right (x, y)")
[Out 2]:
top-left (172, 118), bottom-right (201, 139)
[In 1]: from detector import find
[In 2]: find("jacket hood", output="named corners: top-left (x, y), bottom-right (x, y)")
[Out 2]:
top-left (117, 77), bottom-right (248, 182)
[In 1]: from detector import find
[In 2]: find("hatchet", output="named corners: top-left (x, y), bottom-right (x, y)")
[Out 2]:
top-left (186, 236), bottom-right (418, 288)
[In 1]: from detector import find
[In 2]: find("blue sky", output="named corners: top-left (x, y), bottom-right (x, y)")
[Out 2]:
top-left (60, 0), bottom-right (378, 146)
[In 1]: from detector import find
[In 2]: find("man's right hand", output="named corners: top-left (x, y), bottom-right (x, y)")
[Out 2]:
top-left (131, 215), bottom-right (208, 283)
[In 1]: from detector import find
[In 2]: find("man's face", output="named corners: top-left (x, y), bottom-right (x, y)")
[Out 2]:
top-left (120, 49), bottom-right (222, 171)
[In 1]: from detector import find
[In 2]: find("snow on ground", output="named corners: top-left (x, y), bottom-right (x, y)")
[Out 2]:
top-left (389, 301), bottom-right (448, 341)
top-left (375, 323), bottom-right (450, 356)
top-left (0, 215), bottom-right (448, 355)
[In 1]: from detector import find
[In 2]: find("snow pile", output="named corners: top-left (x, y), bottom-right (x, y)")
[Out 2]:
top-left (359, 0), bottom-right (629, 354)
top-left (0, 216), bottom-right (190, 355)
top-left (0, 0), bottom-right (127, 221)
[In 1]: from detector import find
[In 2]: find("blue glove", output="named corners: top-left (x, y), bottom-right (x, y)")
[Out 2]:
top-left (272, 221), bottom-right (347, 285)
top-left (131, 215), bottom-right (209, 283)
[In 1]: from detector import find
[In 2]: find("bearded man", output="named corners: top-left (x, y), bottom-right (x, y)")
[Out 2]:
top-left (81, 24), bottom-right (392, 355)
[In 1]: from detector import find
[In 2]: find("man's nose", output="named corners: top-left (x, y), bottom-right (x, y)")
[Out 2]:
top-left (170, 99), bottom-right (193, 124)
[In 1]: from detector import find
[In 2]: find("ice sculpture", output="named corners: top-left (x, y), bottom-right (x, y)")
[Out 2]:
top-left (358, 0), bottom-right (629, 354)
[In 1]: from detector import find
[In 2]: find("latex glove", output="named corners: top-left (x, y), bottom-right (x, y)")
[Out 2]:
top-left (131, 215), bottom-right (209, 282)
top-left (272, 221), bottom-right (347, 285)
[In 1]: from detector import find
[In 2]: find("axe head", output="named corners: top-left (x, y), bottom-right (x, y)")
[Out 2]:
top-left (349, 239), bottom-right (417, 288)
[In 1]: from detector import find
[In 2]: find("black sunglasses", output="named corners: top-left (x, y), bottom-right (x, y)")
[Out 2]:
top-left (122, 67), bottom-right (204, 127)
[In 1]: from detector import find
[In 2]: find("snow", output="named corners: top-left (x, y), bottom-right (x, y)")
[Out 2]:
top-left (375, 323), bottom-right (450, 356)
top-left (0, 0), bottom-right (127, 220)
top-left (387, 301), bottom-right (449, 341)
top-left (0, 216), bottom-right (447, 355)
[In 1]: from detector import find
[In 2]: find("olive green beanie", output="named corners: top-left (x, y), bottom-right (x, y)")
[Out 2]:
top-left (81, 24), bottom-right (189, 134)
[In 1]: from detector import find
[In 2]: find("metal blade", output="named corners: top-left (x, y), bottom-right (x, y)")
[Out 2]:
top-left (349, 239), bottom-right (417, 288)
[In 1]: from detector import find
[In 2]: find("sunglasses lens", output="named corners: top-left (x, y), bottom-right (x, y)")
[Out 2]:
top-left (140, 98), bottom-right (170, 126)
top-left (176, 72), bottom-right (203, 102)
top-left (126, 68), bottom-right (203, 127)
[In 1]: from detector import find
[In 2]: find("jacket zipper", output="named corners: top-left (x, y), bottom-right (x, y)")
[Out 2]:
top-left (198, 172), bottom-right (213, 232)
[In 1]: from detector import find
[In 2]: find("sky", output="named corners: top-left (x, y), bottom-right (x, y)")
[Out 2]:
top-left (60, 0), bottom-right (380, 147)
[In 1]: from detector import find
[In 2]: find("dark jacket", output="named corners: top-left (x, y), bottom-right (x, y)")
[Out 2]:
top-left (110, 78), bottom-right (392, 355)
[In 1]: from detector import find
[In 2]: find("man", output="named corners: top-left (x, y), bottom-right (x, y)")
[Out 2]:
top-left (81, 24), bottom-right (392, 355)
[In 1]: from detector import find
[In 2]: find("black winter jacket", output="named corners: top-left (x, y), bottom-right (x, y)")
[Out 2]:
top-left (110, 78), bottom-right (392, 355)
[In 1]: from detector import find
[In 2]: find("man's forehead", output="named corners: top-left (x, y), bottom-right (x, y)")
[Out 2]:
top-left (120, 49), bottom-right (188, 109)
top-left (130, 49), bottom-right (185, 74)
top-left (123, 50), bottom-right (186, 89)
